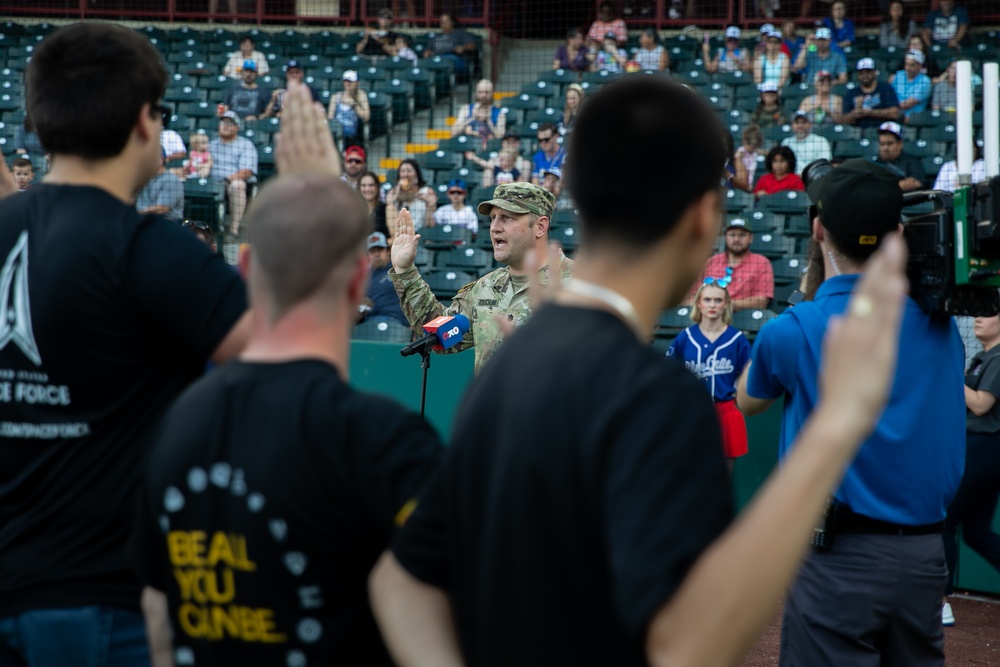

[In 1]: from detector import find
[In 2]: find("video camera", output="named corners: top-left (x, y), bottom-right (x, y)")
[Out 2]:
top-left (803, 159), bottom-right (1000, 317)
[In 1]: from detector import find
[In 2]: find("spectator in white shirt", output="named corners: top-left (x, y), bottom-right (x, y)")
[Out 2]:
top-left (933, 143), bottom-right (988, 192)
top-left (222, 35), bottom-right (269, 79)
top-left (781, 110), bottom-right (832, 175)
top-left (432, 179), bottom-right (479, 238)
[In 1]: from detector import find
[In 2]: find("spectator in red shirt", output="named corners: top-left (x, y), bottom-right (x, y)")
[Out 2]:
top-left (688, 218), bottom-right (774, 311)
top-left (755, 145), bottom-right (805, 197)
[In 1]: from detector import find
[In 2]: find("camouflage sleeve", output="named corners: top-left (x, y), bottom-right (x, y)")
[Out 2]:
top-left (389, 265), bottom-right (476, 356)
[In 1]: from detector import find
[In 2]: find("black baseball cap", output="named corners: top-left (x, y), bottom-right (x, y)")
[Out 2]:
top-left (808, 159), bottom-right (902, 250)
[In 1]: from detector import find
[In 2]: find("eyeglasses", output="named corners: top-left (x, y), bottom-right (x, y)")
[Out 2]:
top-left (703, 267), bottom-right (734, 289)
top-left (346, 158), bottom-right (364, 164)
top-left (182, 219), bottom-right (212, 232)
top-left (152, 103), bottom-right (171, 125)
top-left (537, 136), bottom-right (553, 143)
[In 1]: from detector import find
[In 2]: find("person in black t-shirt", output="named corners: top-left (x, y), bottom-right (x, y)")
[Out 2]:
top-left (0, 23), bottom-right (249, 665)
top-left (371, 76), bottom-right (913, 667)
top-left (356, 8), bottom-right (400, 59)
top-left (135, 85), bottom-right (441, 666)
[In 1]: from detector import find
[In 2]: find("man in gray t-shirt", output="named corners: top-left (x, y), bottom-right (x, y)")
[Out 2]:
top-left (208, 111), bottom-right (258, 237)
top-left (136, 153), bottom-right (185, 221)
top-left (423, 12), bottom-right (475, 75)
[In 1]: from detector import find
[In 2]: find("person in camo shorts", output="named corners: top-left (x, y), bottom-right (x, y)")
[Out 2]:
top-left (389, 183), bottom-right (573, 374)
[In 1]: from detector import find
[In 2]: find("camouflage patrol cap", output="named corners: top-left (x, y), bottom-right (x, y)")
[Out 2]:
top-left (478, 182), bottom-right (555, 218)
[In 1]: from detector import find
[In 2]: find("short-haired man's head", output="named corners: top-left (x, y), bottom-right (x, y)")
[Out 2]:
top-left (813, 159), bottom-right (902, 264)
top-left (27, 23), bottom-right (168, 161)
top-left (565, 78), bottom-right (726, 246)
top-left (691, 282), bottom-right (733, 324)
top-left (244, 174), bottom-right (372, 321)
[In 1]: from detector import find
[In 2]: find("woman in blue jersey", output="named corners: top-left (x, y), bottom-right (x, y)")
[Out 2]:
top-left (667, 276), bottom-right (751, 472)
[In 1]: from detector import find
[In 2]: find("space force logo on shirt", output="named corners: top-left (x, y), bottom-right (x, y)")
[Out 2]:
top-left (0, 231), bottom-right (41, 365)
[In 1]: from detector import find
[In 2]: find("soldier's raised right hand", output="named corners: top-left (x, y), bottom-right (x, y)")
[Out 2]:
top-left (391, 207), bottom-right (421, 271)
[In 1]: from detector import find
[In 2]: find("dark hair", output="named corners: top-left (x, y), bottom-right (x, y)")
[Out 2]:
top-left (884, 0), bottom-right (909, 32)
top-left (27, 23), bottom-right (168, 160)
top-left (567, 28), bottom-right (583, 40)
top-left (599, 1), bottom-right (613, 10)
top-left (358, 170), bottom-right (383, 201)
top-left (396, 158), bottom-right (426, 187)
top-left (537, 123), bottom-right (558, 137)
top-left (240, 34), bottom-right (255, 45)
top-left (566, 78), bottom-right (726, 246)
top-left (765, 145), bottom-right (797, 174)
top-left (641, 28), bottom-right (659, 44)
top-left (12, 157), bottom-right (33, 170)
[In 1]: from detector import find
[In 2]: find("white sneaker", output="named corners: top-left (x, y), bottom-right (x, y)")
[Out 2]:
top-left (942, 601), bottom-right (955, 626)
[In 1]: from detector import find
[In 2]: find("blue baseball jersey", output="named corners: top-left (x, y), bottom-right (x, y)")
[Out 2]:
top-left (667, 325), bottom-right (750, 402)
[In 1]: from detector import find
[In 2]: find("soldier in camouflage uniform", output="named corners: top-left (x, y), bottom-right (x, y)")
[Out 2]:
top-left (389, 182), bottom-right (573, 373)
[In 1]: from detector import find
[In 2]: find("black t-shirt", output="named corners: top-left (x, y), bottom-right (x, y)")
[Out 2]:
top-left (224, 84), bottom-right (271, 118)
top-left (0, 185), bottom-right (247, 615)
top-left (392, 305), bottom-right (733, 666)
top-left (966, 345), bottom-right (1000, 433)
top-left (134, 359), bottom-right (442, 665)
top-left (360, 29), bottom-right (400, 57)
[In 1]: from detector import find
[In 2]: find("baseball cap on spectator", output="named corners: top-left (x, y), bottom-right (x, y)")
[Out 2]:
top-left (760, 23), bottom-right (775, 35)
top-left (377, 7), bottom-right (392, 18)
top-left (725, 26), bottom-right (741, 39)
top-left (478, 182), bottom-right (556, 218)
top-left (343, 70), bottom-right (359, 82)
top-left (220, 110), bottom-right (241, 127)
top-left (856, 58), bottom-right (876, 71)
top-left (242, 59), bottom-right (256, 72)
top-left (814, 70), bottom-right (832, 81)
top-left (814, 27), bottom-right (832, 40)
top-left (759, 81), bottom-right (780, 94)
top-left (447, 178), bottom-right (467, 193)
top-left (878, 121), bottom-right (903, 139)
top-left (906, 50), bottom-right (926, 65)
top-left (368, 232), bottom-right (388, 249)
top-left (767, 28), bottom-right (783, 40)
top-left (793, 109), bottom-right (810, 121)
top-left (808, 159), bottom-right (902, 251)
top-left (345, 145), bottom-right (366, 161)
top-left (543, 167), bottom-right (562, 180)
top-left (726, 218), bottom-right (752, 232)
top-left (286, 59), bottom-right (302, 71)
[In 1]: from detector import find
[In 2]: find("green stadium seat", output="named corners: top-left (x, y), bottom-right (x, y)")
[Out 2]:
top-left (732, 308), bottom-right (778, 335)
top-left (183, 178), bottom-right (225, 230)
top-left (365, 91), bottom-right (391, 141)
top-left (520, 79), bottom-right (558, 101)
top-left (425, 270), bottom-right (475, 299)
top-left (502, 93), bottom-right (543, 125)
top-left (417, 149), bottom-right (459, 175)
top-left (165, 85), bottom-right (205, 104)
top-left (438, 246), bottom-right (492, 273)
top-left (833, 137), bottom-right (877, 160)
top-left (582, 70), bottom-right (622, 86)
top-left (813, 124), bottom-right (861, 142)
top-left (551, 223), bottom-right (579, 251)
top-left (758, 190), bottom-right (810, 215)
top-left (657, 306), bottom-right (694, 335)
top-left (538, 68), bottom-right (579, 92)
top-left (353, 318), bottom-right (413, 343)
top-left (772, 255), bottom-right (809, 285)
top-left (747, 209), bottom-right (779, 233)
top-left (749, 231), bottom-right (796, 259)
top-left (724, 188), bottom-right (754, 214)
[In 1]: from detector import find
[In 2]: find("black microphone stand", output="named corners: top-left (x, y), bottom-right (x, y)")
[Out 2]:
top-left (419, 349), bottom-right (431, 418)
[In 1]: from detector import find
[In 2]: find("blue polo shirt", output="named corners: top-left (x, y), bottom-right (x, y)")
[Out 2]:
top-left (892, 71), bottom-right (933, 117)
top-left (746, 273), bottom-right (965, 524)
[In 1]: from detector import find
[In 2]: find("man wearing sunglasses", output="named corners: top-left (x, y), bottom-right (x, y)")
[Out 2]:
top-left (530, 123), bottom-right (565, 185)
top-left (0, 23), bottom-right (249, 664)
top-left (341, 145), bottom-right (368, 189)
top-left (689, 218), bottom-right (773, 311)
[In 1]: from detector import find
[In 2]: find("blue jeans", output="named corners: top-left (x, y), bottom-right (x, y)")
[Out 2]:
top-left (0, 606), bottom-right (148, 667)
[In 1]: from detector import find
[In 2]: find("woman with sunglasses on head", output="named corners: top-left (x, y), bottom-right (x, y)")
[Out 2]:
top-left (667, 278), bottom-right (751, 474)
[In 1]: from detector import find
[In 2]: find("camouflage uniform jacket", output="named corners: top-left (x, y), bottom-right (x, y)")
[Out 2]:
top-left (389, 252), bottom-right (574, 373)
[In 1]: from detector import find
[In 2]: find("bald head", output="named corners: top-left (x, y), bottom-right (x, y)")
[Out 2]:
top-left (244, 173), bottom-right (372, 320)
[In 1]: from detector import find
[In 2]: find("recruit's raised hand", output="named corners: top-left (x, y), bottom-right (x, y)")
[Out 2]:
top-left (391, 207), bottom-right (421, 271)
top-left (274, 82), bottom-right (342, 177)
